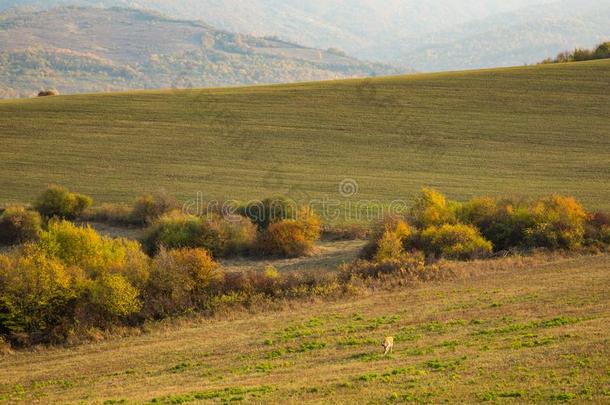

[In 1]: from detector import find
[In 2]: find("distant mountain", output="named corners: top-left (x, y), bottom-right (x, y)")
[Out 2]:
top-left (386, 0), bottom-right (610, 71)
top-left (1, 0), bottom-right (608, 73)
top-left (0, 7), bottom-right (405, 98)
top-left (0, 1), bottom-right (555, 57)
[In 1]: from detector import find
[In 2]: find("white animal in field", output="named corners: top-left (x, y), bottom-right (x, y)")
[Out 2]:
top-left (382, 336), bottom-right (394, 355)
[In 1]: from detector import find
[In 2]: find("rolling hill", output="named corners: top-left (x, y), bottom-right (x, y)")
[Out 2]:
top-left (1, 0), bottom-right (609, 71)
top-left (0, 7), bottom-right (404, 99)
top-left (1, 253), bottom-right (609, 402)
top-left (1, 60), bottom-right (609, 214)
top-left (388, 0), bottom-right (610, 71)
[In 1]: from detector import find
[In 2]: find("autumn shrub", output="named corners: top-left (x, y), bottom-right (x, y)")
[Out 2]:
top-left (89, 273), bottom-right (142, 318)
top-left (523, 195), bottom-right (589, 249)
top-left (129, 192), bottom-right (178, 225)
top-left (34, 185), bottom-right (93, 219)
top-left (339, 251), bottom-right (426, 282)
top-left (239, 197), bottom-right (297, 230)
top-left (141, 211), bottom-right (217, 255)
top-left (420, 223), bottom-right (493, 260)
top-left (585, 212), bottom-right (610, 245)
top-left (38, 220), bottom-right (145, 276)
top-left (144, 247), bottom-right (221, 317)
top-left (0, 247), bottom-right (83, 344)
top-left (141, 211), bottom-right (256, 257)
top-left (208, 215), bottom-right (258, 256)
top-left (0, 206), bottom-right (42, 246)
top-left (409, 188), bottom-right (457, 228)
top-left (257, 220), bottom-right (312, 258)
top-left (465, 198), bottom-right (535, 251)
top-left (361, 215), bottom-right (413, 260)
top-left (255, 207), bottom-right (321, 258)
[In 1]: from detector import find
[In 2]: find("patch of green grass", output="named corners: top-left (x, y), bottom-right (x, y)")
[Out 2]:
top-left (146, 385), bottom-right (274, 404)
top-left (549, 392), bottom-right (577, 402)
top-left (168, 362), bottom-right (191, 373)
top-left (294, 341), bottom-right (327, 353)
top-left (480, 391), bottom-right (524, 401)
top-left (424, 356), bottom-right (467, 372)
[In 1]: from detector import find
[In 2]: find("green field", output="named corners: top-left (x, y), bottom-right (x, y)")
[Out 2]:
top-left (1, 253), bottom-right (609, 403)
top-left (1, 60), bottom-right (610, 214)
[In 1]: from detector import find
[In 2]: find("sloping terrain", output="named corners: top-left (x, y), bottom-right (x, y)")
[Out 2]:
top-left (2, 0), bottom-right (608, 71)
top-left (1, 253), bottom-right (609, 403)
top-left (1, 60), bottom-right (609, 212)
top-left (0, 7), bottom-right (404, 98)
top-left (390, 0), bottom-right (610, 71)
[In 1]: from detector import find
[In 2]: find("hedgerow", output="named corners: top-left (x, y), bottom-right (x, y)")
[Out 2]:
top-left (363, 189), bottom-right (607, 262)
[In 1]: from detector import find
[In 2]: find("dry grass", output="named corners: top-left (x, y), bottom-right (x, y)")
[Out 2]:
top-left (1, 253), bottom-right (608, 404)
top-left (221, 240), bottom-right (365, 273)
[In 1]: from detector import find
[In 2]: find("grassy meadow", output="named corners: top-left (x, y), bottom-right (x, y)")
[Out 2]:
top-left (1, 60), bottom-right (610, 214)
top-left (1, 253), bottom-right (609, 403)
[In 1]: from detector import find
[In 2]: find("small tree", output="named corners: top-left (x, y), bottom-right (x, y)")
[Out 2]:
top-left (0, 207), bottom-right (42, 246)
top-left (34, 185), bottom-right (92, 219)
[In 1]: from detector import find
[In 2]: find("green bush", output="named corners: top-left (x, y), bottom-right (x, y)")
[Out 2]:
top-left (0, 206), bottom-right (42, 246)
top-left (466, 198), bottom-right (535, 251)
top-left (420, 223), bottom-right (493, 260)
top-left (541, 41), bottom-right (610, 64)
top-left (141, 211), bottom-right (219, 255)
top-left (141, 211), bottom-right (256, 257)
top-left (209, 215), bottom-right (258, 256)
top-left (129, 192), bottom-right (178, 225)
top-left (239, 197), bottom-right (297, 230)
top-left (34, 185), bottom-right (92, 219)
top-left (144, 248), bottom-right (221, 317)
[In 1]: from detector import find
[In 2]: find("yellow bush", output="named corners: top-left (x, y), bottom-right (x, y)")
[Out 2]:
top-left (255, 206), bottom-right (321, 258)
top-left (363, 216), bottom-right (413, 261)
top-left (90, 274), bottom-right (142, 317)
top-left (374, 230), bottom-right (405, 262)
top-left (258, 220), bottom-right (313, 258)
top-left (421, 223), bottom-right (493, 260)
top-left (38, 220), bottom-right (142, 276)
top-left (146, 248), bottom-right (221, 316)
top-left (142, 211), bottom-right (257, 257)
top-left (0, 247), bottom-right (82, 341)
top-left (526, 195), bottom-right (589, 249)
top-left (410, 188), bottom-right (456, 228)
top-left (297, 206), bottom-right (322, 241)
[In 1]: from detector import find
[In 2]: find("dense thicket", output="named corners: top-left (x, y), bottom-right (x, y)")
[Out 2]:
top-left (362, 189), bottom-right (609, 262)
